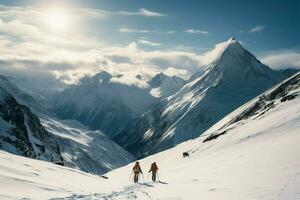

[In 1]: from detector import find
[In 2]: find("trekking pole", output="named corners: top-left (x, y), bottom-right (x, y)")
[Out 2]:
top-left (129, 170), bottom-right (133, 182)
top-left (157, 171), bottom-right (160, 182)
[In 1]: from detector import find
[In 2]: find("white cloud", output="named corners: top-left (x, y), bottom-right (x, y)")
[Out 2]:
top-left (163, 67), bottom-right (188, 77)
top-left (2, 4), bottom-right (298, 94)
top-left (259, 50), bottom-right (300, 69)
top-left (0, 14), bottom-right (243, 91)
top-left (137, 39), bottom-right (161, 46)
top-left (184, 29), bottom-right (208, 35)
top-left (0, 4), bottom-right (165, 19)
top-left (0, 4), bottom-right (198, 92)
top-left (119, 8), bottom-right (165, 17)
top-left (119, 27), bottom-right (176, 34)
top-left (249, 25), bottom-right (265, 33)
top-left (81, 8), bottom-right (165, 18)
top-left (60, 7), bottom-right (165, 19)
top-left (198, 38), bottom-right (236, 66)
top-left (119, 28), bottom-right (150, 33)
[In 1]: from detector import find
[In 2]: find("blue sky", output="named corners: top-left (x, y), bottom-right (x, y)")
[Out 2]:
top-left (94, 0), bottom-right (300, 52)
top-left (0, 0), bottom-right (299, 90)
top-left (1, 0), bottom-right (299, 52)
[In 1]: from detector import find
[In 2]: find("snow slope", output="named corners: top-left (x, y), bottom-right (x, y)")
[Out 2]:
top-left (116, 37), bottom-right (288, 158)
top-left (105, 71), bottom-right (300, 200)
top-left (41, 117), bottom-right (135, 174)
top-left (0, 74), bottom-right (135, 175)
top-left (1, 72), bottom-right (299, 200)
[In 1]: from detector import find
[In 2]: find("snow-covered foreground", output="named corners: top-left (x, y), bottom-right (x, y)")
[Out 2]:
top-left (0, 74), bottom-right (300, 200)
top-left (107, 91), bottom-right (300, 199)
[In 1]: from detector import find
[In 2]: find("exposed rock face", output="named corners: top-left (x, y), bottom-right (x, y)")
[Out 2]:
top-left (0, 87), bottom-right (63, 163)
top-left (0, 74), bottom-right (47, 113)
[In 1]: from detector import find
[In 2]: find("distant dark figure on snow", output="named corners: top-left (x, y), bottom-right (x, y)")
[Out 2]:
top-left (149, 162), bottom-right (159, 182)
top-left (183, 152), bottom-right (190, 158)
top-left (133, 161), bottom-right (143, 183)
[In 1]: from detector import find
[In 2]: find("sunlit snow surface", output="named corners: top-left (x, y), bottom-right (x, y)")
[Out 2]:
top-left (41, 117), bottom-right (135, 174)
top-left (0, 73), bottom-right (299, 199)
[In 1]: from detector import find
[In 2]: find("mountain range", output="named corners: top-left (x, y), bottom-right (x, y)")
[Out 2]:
top-left (53, 71), bottom-right (185, 138)
top-left (0, 75), bottom-right (135, 174)
top-left (115, 37), bottom-right (295, 158)
top-left (0, 37), bottom-right (298, 174)
top-left (1, 70), bottom-right (299, 199)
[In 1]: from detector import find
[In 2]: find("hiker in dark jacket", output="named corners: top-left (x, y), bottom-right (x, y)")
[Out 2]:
top-left (133, 161), bottom-right (143, 183)
top-left (149, 162), bottom-right (159, 182)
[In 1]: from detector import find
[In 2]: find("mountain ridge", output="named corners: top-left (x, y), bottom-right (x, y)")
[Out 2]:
top-left (0, 75), bottom-right (135, 175)
top-left (115, 37), bottom-right (290, 158)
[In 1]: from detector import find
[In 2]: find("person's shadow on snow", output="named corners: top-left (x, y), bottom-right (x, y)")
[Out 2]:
top-left (138, 183), bottom-right (154, 187)
top-left (158, 181), bottom-right (168, 184)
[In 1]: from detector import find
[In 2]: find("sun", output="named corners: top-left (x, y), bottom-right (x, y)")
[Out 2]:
top-left (44, 8), bottom-right (71, 32)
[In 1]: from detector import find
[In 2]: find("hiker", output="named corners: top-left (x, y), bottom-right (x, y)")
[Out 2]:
top-left (132, 161), bottom-right (143, 183)
top-left (149, 162), bottom-right (159, 182)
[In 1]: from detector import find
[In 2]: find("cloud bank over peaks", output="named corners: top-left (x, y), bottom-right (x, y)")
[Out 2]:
top-left (259, 50), bottom-right (300, 69)
top-left (0, 4), bottom-right (298, 95)
top-left (0, 35), bottom-right (254, 94)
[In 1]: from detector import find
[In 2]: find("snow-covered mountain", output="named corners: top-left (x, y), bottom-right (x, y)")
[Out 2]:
top-left (1, 72), bottom-right (299, 200)
top-left (53, 71), bottom-right (158, 138)
top-left (116, 37), bottom-right (289, 158)
top-left (202, 71), bottom-right (300, 143)
top-left (0, 75), bottom-right (47, 113)
top-left (0, 74), bottom-right (135, 174)
top-left (149, 72), bottom-right (185, 98)
top-left (0, 87), bottom-right (63, 163)
top-left (41, 117), bottom-right (135, 174)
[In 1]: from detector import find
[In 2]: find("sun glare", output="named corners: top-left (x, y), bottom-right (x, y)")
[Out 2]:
top-left (44, 8), bottom-right (71, 32)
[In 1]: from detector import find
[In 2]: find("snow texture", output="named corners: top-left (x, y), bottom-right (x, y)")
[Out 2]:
top-left (41, 117), bottom-right (135, 174)
top-left (0, 72), bottom-right (299, 199)
top-left (0, 74), bottom-right (135, 175)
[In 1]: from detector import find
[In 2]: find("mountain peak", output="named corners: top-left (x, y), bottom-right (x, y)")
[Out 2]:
top-left (79, 71), bottom-right (113, 85)
top-left (229, 36), bottom-right (236, 41)
top-left (225, 36), bottom-right (242, 48)
top-left (201, 37), bottom-right (243, 69)
top-left (149, 72), bottom-right (169, 88)
top-left (217, 37), bottom-right (245, 60)
top-left (92, 71), bottom-right (112, 84)
top-left (156, 72), bottom-right (168, 78)
top-left (210, 37), bottom-right (280, 83)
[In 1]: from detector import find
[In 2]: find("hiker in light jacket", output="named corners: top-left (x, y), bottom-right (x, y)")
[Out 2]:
top-left (133, 161), bottom-right (143, 183)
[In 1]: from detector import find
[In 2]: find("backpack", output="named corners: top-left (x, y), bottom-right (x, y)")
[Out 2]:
top-left (133, 165), bottom-right (140, 173)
